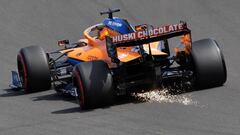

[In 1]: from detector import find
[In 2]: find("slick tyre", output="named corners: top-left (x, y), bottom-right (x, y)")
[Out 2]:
top-left (73, 61), bottom-right (114, 109)
top-left (17, 46), bottom-right (51, 93)
top-left (191, 38), bottom-right (227, 88)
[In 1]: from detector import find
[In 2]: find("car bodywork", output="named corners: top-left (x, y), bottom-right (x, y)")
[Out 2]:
top-left (10, 9), bottom-right (194, 98)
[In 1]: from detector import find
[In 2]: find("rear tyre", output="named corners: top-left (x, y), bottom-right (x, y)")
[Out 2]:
top-left (191, 38), bottom-right (227, 88)
top-left (73, 61), bottom-right (114, 109)
top-left (17, 46), bottom-right (51, 93)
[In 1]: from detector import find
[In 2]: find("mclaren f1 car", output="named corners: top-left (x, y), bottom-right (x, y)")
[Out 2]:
top-left (10, 8), bottom-right (227, 109)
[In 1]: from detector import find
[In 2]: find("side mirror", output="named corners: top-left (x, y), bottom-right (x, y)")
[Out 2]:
top-left (58, 40), bottom-right (69, 48)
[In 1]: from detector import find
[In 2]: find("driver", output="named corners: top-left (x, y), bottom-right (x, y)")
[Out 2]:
top-left (98, 26), bottom-right (120, 40)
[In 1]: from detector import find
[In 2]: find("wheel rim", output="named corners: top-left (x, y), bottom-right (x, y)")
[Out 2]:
top-left (74, 70), bottom-right (86, 108)
top-left (17, 54), bottom-right (28, 93)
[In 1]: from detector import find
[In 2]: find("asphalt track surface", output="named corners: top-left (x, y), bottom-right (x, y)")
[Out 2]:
top-left (0, 0), bottom-right (240, 135)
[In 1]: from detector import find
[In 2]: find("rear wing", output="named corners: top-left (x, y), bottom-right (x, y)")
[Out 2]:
top-left (110, 22), bottom-right (191, 47)
top-left (106, 22), bottom-right (191, 63)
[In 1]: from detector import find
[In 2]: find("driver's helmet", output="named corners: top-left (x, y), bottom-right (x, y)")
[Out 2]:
top-left (99, 17), bottom-right (134, 40)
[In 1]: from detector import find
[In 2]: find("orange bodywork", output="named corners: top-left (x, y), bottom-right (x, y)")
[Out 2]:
top-left (174, 34), bottom-right (192, 56)
top-left (61, 24), bottom-right (167, 67)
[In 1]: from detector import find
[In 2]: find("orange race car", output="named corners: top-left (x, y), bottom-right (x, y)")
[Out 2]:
top-left (10, 9), bottom-right (227, 109)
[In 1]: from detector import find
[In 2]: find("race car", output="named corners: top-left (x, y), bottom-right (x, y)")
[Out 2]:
top-left (10, 8), bottom-right (227, 109)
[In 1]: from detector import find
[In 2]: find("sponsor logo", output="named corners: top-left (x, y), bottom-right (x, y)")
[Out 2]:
top-left (108, 21), bottom-right (122, 27)
top-left (112, 23), bottom-right (185, 43)
top-left (87, 56), bottom-right (98, 61)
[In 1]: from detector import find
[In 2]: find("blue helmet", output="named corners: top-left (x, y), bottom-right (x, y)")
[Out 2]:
top-left (103, 17), bottom-right (134, 34)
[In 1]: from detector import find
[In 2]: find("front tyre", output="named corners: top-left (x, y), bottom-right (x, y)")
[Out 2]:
top-left (17, 46), bottom-right (51, 93)
top-left (191, 38), bottom-right (227, 88)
